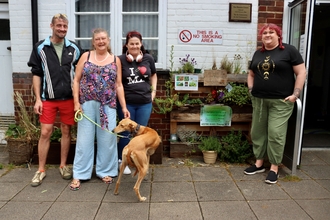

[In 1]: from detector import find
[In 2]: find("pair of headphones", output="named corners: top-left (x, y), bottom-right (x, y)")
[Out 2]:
top-left (126, 51), bottom-right (143, 62)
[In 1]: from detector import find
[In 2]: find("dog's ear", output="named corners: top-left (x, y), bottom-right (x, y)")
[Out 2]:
top-left (129, 122), bottom-right (134, 129)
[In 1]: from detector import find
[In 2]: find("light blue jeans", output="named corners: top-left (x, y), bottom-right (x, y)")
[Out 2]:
top-left (117, 101), bottom-right (152, 160)
top-left (73, 100), bottom-right (118, 180)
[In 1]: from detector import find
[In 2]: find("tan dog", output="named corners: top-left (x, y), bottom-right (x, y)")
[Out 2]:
top-left (113, 118), bottom-right (161, 201)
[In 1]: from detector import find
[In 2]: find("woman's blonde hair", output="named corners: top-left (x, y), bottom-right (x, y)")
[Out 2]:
top-left (91, 28), bottom-right (111, 53)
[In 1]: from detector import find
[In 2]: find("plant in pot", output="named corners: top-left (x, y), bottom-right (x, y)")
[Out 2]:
top-left (222, 82), bottom-right (251, 108)
top-left (5, 91), bottom-right (40, 165)
top-left (198, 136), bottom-right (222, 164)
top-left (179, 54), bottom-right (197, 73)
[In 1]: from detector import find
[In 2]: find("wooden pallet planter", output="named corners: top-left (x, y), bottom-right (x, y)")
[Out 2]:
top-left (170, 106), bottom-right (252, 157)
top-left (169, 142), bottom-right (202, 158)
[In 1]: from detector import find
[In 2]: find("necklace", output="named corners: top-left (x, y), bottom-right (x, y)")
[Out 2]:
top-left (94, 51), bottom-right (109, 63)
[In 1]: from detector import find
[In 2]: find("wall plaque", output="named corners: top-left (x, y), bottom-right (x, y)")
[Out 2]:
top-left (229, 3), bottom-right (252, 22)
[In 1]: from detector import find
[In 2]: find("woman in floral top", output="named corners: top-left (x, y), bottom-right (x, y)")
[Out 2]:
top-left (70, 28), bottom-right (130, 191)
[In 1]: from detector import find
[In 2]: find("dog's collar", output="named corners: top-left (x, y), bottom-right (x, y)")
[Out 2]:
top-left (132, 124), bottom-right (140, 136)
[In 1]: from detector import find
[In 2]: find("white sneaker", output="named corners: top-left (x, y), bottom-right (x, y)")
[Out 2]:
top-left (123, 166), bottom-right (131, 175)
top-left (118, 159), bottom-right (131, 175)
top-left (31, 171), bottom-right (46, 187)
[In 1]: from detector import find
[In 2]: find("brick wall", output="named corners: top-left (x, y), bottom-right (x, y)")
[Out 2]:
top-left (257, 0), bottom-right (284, 48)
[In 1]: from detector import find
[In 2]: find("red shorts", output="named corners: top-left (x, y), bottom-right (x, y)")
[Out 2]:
top-left (39, 99), bottom-right (75, 125)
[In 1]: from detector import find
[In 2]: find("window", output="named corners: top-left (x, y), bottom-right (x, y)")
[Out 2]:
top-left (71, 0), bottom-right (167, 69)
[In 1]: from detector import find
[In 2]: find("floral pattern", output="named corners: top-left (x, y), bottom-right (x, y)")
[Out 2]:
top-left (79, 61), bottom-right (117, 129)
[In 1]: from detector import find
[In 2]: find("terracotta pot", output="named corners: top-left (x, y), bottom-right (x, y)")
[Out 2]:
top-left (202, 150), bottom-right (218, 164)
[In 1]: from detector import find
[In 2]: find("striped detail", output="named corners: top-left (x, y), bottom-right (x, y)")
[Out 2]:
top-left (39, 50), bottom-right (55, 99)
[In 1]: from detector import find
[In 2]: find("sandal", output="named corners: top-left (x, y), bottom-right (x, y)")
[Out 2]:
top-left (100, 176), bottom-right (113, 184)
top-left (70, 179), bottom-right (80, 191)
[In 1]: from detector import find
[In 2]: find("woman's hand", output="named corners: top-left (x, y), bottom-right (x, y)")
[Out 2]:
top-left (284, 94), bottom-right (298, 103)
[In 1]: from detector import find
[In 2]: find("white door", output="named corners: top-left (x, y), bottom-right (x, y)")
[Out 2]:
top-left (0, 3), bottom-right (14, 144)
top-left (0, 4), bottom-right (13, 116)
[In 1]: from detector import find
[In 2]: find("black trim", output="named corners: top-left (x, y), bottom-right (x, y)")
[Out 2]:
top-left (31, 0), bottom-right (38, 46)
top-left (288, 0), bottom-right (304, 7)
top-left (156, 69), bottom-right (170, 75)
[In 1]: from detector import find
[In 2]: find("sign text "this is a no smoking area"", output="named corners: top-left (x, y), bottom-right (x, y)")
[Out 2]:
top-left (178, 29), bottom-right (223, 45)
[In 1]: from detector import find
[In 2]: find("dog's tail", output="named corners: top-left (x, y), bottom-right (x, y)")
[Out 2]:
top-left (126, 148), bottom-right (136, 169)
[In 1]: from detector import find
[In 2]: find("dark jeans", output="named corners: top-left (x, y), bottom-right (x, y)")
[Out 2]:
top-left (116, 101), bottom-right (152, 160)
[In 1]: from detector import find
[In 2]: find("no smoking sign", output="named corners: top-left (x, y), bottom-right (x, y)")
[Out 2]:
top-left (178, 29), bottom-right (223, 45)
top-left (179, 30), bottom-right (192, 43)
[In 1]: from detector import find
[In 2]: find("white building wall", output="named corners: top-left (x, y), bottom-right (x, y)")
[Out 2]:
top-left (9, 0), bottom-right (67, 73)
top-left (167, 0), bottom-right (258, 72)
top-left (9, 0), bottom-right (258, 73)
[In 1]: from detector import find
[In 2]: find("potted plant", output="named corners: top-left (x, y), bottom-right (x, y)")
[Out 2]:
top-left (222, 83), bottom-right (251, 108)
top-left (5, 91), bottom-right (40, 165)
top-left (220, 55), bottom-right (233, 73)
top-left (198, 136), bottom-right (222, 164)
top-left (179, 54), bottom-right (197, 73)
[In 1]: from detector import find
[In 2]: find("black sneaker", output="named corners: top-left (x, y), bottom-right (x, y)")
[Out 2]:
top-left (244, 165), bottom-right (265, 175)
top-left (265, 170), bottom-right (278, 184)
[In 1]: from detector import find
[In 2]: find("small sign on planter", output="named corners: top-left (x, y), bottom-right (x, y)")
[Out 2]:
top-left (203, 69), bottom-right (227, 86)
top-left (174, 74), bottom-right (198, 91)
top-left (200, 105), bottom-right (232, 126)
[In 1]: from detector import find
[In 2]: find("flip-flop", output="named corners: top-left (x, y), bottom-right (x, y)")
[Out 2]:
top-left (70, 179), bottom-right (80, 191)
top-left (100, 176), bottom-right (113, 184)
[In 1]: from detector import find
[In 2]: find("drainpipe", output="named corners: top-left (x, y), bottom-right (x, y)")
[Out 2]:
top-left (31, 0), bottom-right (38, 45)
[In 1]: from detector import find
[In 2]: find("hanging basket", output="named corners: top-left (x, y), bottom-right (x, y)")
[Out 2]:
top-left (7, 139), bottom-right (34, 165)
top-left (202, 151), bottom-right (218, 164)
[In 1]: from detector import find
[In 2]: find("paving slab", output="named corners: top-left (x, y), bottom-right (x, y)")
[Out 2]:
top-left (0, 182), bottom-right (28, 201)
top-left (151, 182), bottom-right (197, 202)
top-left (200, 201), bottom-right (257, 220)
top-left (190, 166), bottom-right (232, 181)
top-left (249, 200), bottom-right (312, 220)
top-left (0, 150), bottom-right (329, 220)
top-left (57, 181), bottom-right (109, 202)
top-left (12, 182), bottom-right (67, 202)
top-left (149, 202), bottom-right (202, 220)
top-left (96, 202), bottom-right (149, 220)
top-left (0, 201), bottom-right (52, 220)
top-left (300, 151), bottom-right (328, 165)
top-left (194, 181), bottom-right (245, 201)
top-left (279, 179), bottom-right (330, 199)
top-left (300, 164), bottom-right (330, 179)
top-left (236, 180), bottom-right (290, 201)
top-left (315, 179), bottom-right (330, 191)
top-left (152, 166), bottom-right (192, 182)
top-left (43, 201), bottom-right (100, 220)
top-left (103, 181), bottom-right (151, 203)
top-left (296, 199), bottom-right (330, 220)
top-left (311, 150), bottom-right (330, 165)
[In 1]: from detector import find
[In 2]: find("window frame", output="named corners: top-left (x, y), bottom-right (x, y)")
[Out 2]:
top-left (67, 0), bottom-right (167, 69)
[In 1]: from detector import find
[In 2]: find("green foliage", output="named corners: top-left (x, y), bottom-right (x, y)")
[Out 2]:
top-left (233, 54), bottom-right (243, 74)
top-left (182, 62), bottom-right (195, 73)
top-left (152, 45), bottom-right (202, 114)
top-left (5, 124), bottom-right (26, 139)
top-left (50, 127), bottom-right (62, 142)
top-left (218, 130), bottom-right (253, 163)
top-left (154, 93), bottom-right (202, 114)
top-left (198, 136), bottom-right (222, 153)
top-left (223, 83), bottom-right (251, 107)
top-left (220, 55), bottom-right (233, 73)
top-left (5, 92), bottom-right (40, 142)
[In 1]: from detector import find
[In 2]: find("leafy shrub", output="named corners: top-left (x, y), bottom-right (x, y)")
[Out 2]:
top-left (219, 130), bottom-right (253, 163)
top-left (198, 136), bottom-right (222, 152)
